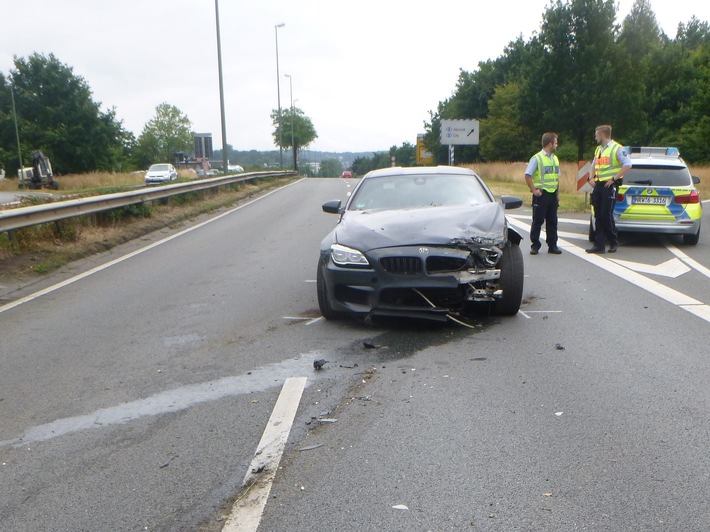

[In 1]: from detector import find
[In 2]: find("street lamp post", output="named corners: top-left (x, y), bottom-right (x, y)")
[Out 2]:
top-left (284, 74), bottom-right (296, 171)
top-left (275, 23), bottom-right (285, 169)
top-left (10, 84), bottom-right (24, 179)
top-left (214, 0), bottom-right (228, 174)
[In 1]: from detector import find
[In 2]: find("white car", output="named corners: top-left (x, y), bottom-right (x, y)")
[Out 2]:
top-left (145, 164), bottom-right (178, 185)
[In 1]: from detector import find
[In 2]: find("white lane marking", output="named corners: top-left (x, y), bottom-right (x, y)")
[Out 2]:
top-left (608, 257), bottom-right (690, 278)
top-left (223, 376), bottom-right (307, 532)
top-left (508, 217), bottom-right (710, 324)
top-left (0, 179), bottom-right (306, 316)
top-left (665, 242), bottom-right (710, 280)
top-left (306, 316), bottom-right (323, 325)
top-left (518, 311), bottom-right (531, 319)
top-left (509, 213), bottom-right (589, 226)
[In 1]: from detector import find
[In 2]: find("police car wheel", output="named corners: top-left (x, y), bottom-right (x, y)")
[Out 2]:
top-left (683, 224), bottom-right (700, 246)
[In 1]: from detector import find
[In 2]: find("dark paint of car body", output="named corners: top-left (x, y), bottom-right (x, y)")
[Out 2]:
top-left (317, 166), bottom-right (524, 323)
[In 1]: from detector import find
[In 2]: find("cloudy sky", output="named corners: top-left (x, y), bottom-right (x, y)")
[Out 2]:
top-left (3, 0), bottom-right (709, 154)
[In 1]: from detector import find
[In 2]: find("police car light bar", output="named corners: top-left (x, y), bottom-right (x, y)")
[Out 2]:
top-left (627, 146), bottom-right (680, 157)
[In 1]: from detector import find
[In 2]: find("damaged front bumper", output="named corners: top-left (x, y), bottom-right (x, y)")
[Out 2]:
top-left (320, 244), bottom-right (505, 321)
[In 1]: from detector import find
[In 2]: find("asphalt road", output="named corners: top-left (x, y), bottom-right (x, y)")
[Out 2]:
top-left (1, 178), bottom-right (710, 531)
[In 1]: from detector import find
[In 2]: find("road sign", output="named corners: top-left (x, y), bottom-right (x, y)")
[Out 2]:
top-left (440, 119), bottom-right (479, 146)
top-left (416, 134), bottom-right (433, 165)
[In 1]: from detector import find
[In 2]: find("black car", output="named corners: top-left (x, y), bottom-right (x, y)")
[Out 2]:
top-left (317, 166), bottom-right (524, 322)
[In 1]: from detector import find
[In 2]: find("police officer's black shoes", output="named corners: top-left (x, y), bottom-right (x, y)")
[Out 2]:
top-left (548, 247), bottom-right (562, 254)
top-left (530, 248), bottom-right (539, 255)
top-left (608, 244), bottom-right (618, 253)
top-left (585, 246), bottom-right (605, 254)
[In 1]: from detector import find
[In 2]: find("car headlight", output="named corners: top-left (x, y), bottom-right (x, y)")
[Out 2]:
top-left (331, 244), bottom-right (370, 267)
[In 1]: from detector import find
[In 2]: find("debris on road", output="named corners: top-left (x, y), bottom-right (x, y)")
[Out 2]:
top-left (555, 343), bottom-right (566, 350)
top-left (313, 359), bottom-right (329, 370)
top-left (299, 444), bottom-right (324, 452)
top-left (392, 504), bottom-right (409, 510)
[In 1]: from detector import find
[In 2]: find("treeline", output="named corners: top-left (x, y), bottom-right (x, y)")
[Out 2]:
top-left (424, 0), bottom-right (710, 164)
top-left (0, 54), bottom-right (194, 176)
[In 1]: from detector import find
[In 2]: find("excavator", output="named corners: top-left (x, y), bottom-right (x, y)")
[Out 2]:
top-left (18, 150), bottom-right (58, 190)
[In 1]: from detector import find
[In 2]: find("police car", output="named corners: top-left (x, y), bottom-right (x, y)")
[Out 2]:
top-left (590, 147), bottom-right (702, 245)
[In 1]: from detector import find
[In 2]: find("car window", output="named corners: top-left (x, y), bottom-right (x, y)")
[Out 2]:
top-left (149, 164), bottom-right (170, 171)
top-left (624, 165), bottom-right (692, 187)
top-left (348, 174), bottom-right (490, 211)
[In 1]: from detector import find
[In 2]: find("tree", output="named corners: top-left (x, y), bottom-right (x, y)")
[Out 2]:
top-left (134, 103), bottom-right (193, 168)
top-left (270, 107), bottom-right (317, 171)
top-left (0, 53), bottom-right (132, 174)
top-left (389, 142), bottom-right (416, 166)
top-left (479, 83), bottom-right (532, 161)
top-left (319, 158), bottom-right (343, 177)
top-left (351, 153), bottom-right (391, 175)
top-left (526, 0), bottom-right (642, 160)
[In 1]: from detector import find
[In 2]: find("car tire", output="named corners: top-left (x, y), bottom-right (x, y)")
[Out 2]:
top-left (683, 223), bottom-right (700, 245)
top-left (317, 263), bottom-right (343, 320)
top-left (492, 242), bottom-right (524, 316)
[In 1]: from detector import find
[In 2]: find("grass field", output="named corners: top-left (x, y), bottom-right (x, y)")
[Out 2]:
top-left (466, 161), bottom-right (710, 213)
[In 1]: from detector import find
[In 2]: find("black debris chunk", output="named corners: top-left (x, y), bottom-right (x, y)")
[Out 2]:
top-left (313, 359), bottom-right (329, 370)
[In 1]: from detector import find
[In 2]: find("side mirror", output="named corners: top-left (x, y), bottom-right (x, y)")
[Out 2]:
top-left (322, 199), bottom-right (343, 214)
top-left (500, 195), bottom-right (523, 210)
top-left (692, 175), bottom-right (701, 185)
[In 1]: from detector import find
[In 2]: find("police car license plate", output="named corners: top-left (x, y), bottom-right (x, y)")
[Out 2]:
top-left (632, 196), bottom-right (668, 205)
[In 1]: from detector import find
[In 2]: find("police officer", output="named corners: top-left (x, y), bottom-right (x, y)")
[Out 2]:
top-left (586, 125), bottom-right (632, 254)
top-left (525, 132), bottom-right (562, 255)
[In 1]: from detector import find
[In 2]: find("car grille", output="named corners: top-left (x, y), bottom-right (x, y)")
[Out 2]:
top-left (426, 256), bottom-right (467, 273)
top-left (380, 256), bottom-right (422, 274)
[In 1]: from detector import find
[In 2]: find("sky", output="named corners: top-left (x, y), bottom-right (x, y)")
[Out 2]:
top-left (2, 0), bottom-right (710, 155)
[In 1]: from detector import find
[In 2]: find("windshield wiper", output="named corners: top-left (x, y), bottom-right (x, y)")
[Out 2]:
top-left (627, 180), bottom-right (653, 185)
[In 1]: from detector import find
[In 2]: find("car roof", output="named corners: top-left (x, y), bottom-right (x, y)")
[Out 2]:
top-left (363, 166), bottom-right (478, 178)
top-left (627, 147), bottom-right (688, 168)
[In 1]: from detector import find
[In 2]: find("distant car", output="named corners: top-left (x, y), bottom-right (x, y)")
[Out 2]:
top-left (317, 166), bottom-right (524, 322)
top-left (589, 147), bottom-right (702, 245)
top-left (341, 171), bottom-right (352, 179)
top-left (145, 164), bottom-right (178, 185)
top-left (228, 164), bottom-right (245, 173)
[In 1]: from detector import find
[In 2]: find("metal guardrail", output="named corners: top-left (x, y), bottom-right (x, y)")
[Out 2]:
top-left (0, 171), bottom-right (297, 233)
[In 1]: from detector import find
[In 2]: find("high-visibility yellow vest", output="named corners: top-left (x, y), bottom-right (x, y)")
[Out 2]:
top-left (594, 141), bottom-right (622, 181)
top-left (532, 151), bottom-right (560, 193)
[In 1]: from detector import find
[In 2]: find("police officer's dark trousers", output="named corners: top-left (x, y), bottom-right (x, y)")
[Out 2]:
top-left (591, 181), bottom-right (618, 249)
top-left (530, 190), bottom-right (559, 252)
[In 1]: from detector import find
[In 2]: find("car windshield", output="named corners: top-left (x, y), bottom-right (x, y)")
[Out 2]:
top-left (348, 174), bottom-right (491, 211)
top-left (149, 164), bottom-right (170, 171)
top-left (624, 165), bottom-right (692, 187)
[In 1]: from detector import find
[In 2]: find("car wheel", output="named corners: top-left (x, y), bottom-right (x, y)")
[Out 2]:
top-left (492, 242), bottom-right (524, 316)
top-left (317, 263), bottom-right (343, 320)
top-left (683, 223), bottom-right (700, 245)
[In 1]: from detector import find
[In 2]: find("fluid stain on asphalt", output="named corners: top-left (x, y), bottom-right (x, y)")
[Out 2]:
top-left (0, 351), bottom-right (325, 449)
top-left (341, 316), bottom-right (494, 364)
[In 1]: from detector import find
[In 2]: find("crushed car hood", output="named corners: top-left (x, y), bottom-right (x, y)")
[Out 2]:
top-left (335, 203), bottom-right (508, 251)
